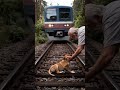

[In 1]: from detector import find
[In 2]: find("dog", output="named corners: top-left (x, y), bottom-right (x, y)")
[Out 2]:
top-left (48, 54), bottom-right (75, 76)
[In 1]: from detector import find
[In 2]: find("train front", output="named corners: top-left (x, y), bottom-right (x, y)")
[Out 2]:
top-left (44, 6), bottom-right (74, 40)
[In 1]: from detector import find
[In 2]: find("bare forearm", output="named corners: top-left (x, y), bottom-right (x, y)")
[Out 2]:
top-left (86, 45), bottom-right (118, 81)
top-left (86, 53), bottom-right (113, 80)
top-left (71, 45), bottom-right (84, 59)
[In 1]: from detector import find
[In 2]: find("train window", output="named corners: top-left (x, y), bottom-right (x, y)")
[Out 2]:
top-left (59, 8), bottom-right (71, 21)
top-left (46, 8), bottom-right (57, 21)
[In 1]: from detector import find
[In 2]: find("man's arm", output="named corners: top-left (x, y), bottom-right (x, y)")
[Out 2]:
top-left (69, 44), bottom-right (85, 60)
top-left (86, 44), bottom-right (119, 81)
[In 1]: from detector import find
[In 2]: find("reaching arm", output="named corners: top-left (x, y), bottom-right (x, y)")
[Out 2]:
top-left (70, 44), bottom-right (85, 60)
top-left (86, 44), bottom-right (119, 81)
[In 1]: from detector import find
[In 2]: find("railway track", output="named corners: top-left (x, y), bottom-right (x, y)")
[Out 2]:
top-left (0, 40), bottom-right (85, 90)
top-left (86, 38), bottom-right (120, 90)
top-left (35, 41), bottom-right (85, 90)
top-left (2, 38), bottom-right (120, 90)
top-left (0, 36), bottom-right (35, 90)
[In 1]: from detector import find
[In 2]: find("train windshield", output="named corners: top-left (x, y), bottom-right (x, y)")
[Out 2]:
top-left (59, 8), bottom-right (71, 21)
top-left (46, 8), bottom-right (57, 21)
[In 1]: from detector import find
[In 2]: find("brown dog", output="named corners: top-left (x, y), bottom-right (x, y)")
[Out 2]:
top-left (48, 54), bottom-right (75, 76)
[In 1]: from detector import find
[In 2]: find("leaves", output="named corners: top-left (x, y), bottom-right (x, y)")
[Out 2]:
top-left (8, 25), bottom-right (25, 42)
top-left (35, 18), bottom-right (47, 45)
top-left (73, 0), bottom-right (85, 27)
top-left (35, 0), bottom-right (47, 21)
top-left (0, 0), bottom-right (28, 47)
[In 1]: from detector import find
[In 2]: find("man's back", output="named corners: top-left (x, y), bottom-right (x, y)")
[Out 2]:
top-left (78, 26), bottom-right (85, 46)
top-left (103, 0), bottom-right (120, 47)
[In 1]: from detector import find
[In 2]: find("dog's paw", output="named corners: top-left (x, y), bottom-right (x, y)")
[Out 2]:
top-left (70, 70), bottom-right (75, 73)
top-left (59, 71), bottom-right (65, 73)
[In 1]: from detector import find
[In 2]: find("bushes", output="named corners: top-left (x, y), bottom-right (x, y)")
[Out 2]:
top-left (74, 13), bottom-right (85, 27)
top-left (35, 19), bottom-right (47, 45)
top-left (0, 24), bottom-right (26, 48)
top-left (8, 25), bottom-right (25, 42)
top-left (35, 20), bottom-right (44, 35)
top-left (35, 33), bottom-right (47, 44)
top-left (0, 0), bottom-right (28, 48)
top-left (73, 0), bottom-right (85, 28)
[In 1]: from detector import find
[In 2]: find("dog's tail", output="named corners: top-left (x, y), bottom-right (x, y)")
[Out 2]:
top-left (48, 69), bottom-right (55, 76)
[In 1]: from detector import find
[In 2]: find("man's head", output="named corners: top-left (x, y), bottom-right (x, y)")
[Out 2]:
top-left (85, 4), bottom-right (105, 26)
top-left (68, 27), bottom-right (78, 40)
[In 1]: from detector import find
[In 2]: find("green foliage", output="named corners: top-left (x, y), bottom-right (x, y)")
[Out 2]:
top-left (36, 0), bottom-right (47, 21)
top-left (0, 0), bottom-right (29, 48)
top-left (35, 19), bottom-right (47, 45)
top-left (35, 19), bottom-right (44, 35)
top-left (35, 0), bottom-right (48, 45)
top-left (75, 13), bottom-right (85, 27)
top-left (0, 0), bottom-right (23, 24)
top-left (0, 24), bottom-right (26, 48)
top-left (16, 17), bottom-right (26, 28)
top-left (73, 0), bottom-right (85, 28)
top-left (8, 25), bottom-right (25, 42)
top-left (35, 33), bottom-right (47, 45)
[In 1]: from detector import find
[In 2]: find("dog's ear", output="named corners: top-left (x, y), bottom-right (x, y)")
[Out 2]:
top-left (63, 54), bottom-right (67, 59)
top-left (65, 54), bottom-right (70, 57)
top-left (63, 53), bottom-right (66, 56)
top-left (63, 56), bottom-right (66, 60)
top-left (64, 54), bottom-right (69, 56)
top-left (68, 54), bottom-right (72, 56)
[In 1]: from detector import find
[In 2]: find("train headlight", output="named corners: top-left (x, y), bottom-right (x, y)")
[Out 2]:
top-left (64, 24), bottom-right (69, 27)
top-left (48, 24), bottom-right (52, 27)
top-left (48, 24), bottom-right (53, 27)
top-left (64, 24), bottom-right (67, 26)
top-left (67, 24), bottom-right (69, 26)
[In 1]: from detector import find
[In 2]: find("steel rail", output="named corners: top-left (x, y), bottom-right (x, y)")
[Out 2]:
top-left (35, 41), bottom-right (53, 66)
top-left (0, 48), bottom-right (34, 90)
top-left (86, 45), bottom-right (120, 90)
top-left (66, 41), bottom-right (85, 68)
top-left (35, 41), bottom-right (85, 87)
top-left (36, 81), bottom-right (85, 87)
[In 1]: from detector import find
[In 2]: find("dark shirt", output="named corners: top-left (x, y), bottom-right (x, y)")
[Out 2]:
top-left (103, 0), bottom-right (120, 47)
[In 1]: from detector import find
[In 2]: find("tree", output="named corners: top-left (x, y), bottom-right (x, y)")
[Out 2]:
top-left (73, 0), bottom-right (85, 27)
top-left (35, 0), bottom-right (47, 22)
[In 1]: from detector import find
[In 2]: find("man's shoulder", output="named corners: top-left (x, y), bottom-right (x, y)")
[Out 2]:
top-left (106, 0), bottom-right (120, 8)
top-left (104, 0), bottom-right (120, 14)
top-left (78, 26), bottom-right (85, 33)
top-left (79, 26), bottom-right (85, 29)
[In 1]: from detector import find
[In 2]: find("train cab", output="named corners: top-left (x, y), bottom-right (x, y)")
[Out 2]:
top-left (44, 6), bottom-right (74, 40)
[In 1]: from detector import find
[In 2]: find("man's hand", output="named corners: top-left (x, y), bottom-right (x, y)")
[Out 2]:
top-left (66, 55), bottom-right (72, 61)
top-left (86, 45), bottom-right (119, 81)
top-left (85, 67), bottom-right (95, 81)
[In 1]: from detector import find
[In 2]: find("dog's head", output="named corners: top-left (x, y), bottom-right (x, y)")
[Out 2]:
top-left (63, 54), bottom-right (71, 60)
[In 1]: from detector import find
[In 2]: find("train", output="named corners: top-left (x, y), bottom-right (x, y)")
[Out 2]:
top-left (44, 6), bottom-right (74, 40)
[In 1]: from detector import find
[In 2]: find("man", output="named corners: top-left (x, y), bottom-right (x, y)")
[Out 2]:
top-left (85, 1), bottom-right (120, 81)
top-left (67, 26), bottom-right (85, 61)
